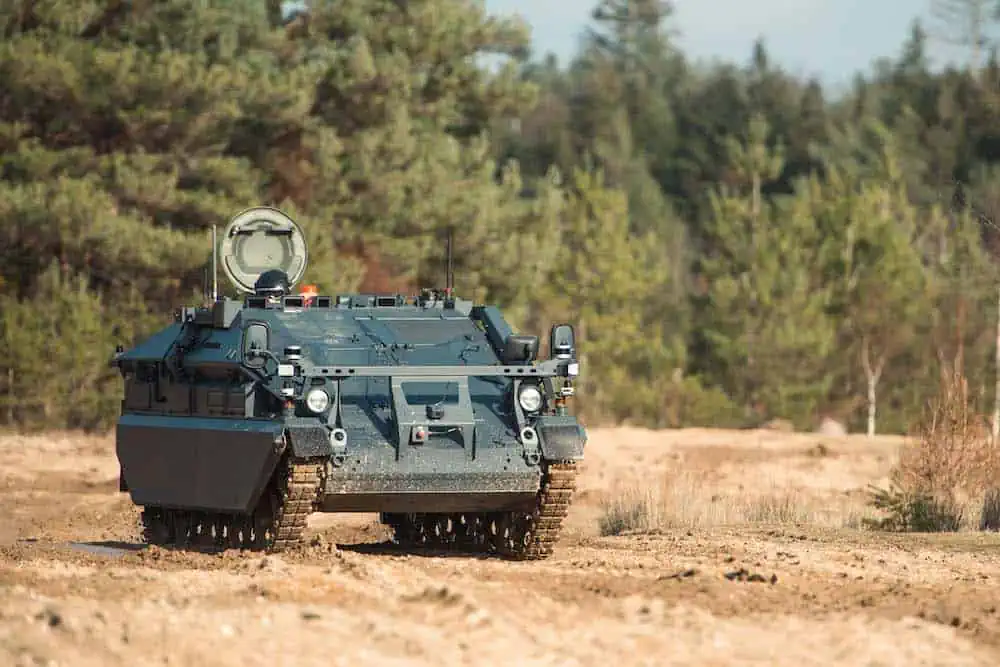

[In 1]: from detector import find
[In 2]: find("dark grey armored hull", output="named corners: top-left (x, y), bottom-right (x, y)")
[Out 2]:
top-left (111, 261), bottom-right (586, 558)
top-left (116, 408), bottom-right (585, 559)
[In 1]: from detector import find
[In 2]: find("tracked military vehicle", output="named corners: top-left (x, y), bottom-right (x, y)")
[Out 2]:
top-left (111, 207), bottom-right (586, 559)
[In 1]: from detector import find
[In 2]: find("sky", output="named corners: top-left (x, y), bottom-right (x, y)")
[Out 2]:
top-left (485, 0), bottom-right (964, 90)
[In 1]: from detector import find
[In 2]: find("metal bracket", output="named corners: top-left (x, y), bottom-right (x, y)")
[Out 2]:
top-left (520, 426), bottom-right (541, 465)
top-left (388, 375), bottom-right (477, 461)
top-left (328, 382), bottom-right (347, 467)
top-left (511, 378), bottom-right (529, 433)
top-left (329, 427), bottom-right (347, 467)
top-left (330, 380), bottom-right (344, 430)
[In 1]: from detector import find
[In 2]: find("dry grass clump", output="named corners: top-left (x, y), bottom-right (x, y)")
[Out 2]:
top-left (866, 369), bottom-right (1000, 533)
top-left (597, 473), bottom-right (856, 536)
top-left (981, 488), bottom-right (1000, 530)
top-left (598, 483), bottom-right (669, 536)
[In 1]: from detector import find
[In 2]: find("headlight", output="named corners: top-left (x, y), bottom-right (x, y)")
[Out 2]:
top-left (304, 388), bottom-right (330, 414)
top-left (517, 385), bottom-right (543, 413)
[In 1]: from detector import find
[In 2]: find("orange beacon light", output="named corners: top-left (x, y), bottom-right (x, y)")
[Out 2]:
top-left (299, 284), bottom-right (318, 306)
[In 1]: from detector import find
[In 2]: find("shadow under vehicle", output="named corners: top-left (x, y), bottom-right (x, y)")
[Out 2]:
top-left (111, 207), bottom-right (586, 559)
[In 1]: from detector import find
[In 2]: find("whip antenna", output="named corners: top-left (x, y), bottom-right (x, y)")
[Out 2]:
top-left (446, 228), bottom-right (454, 297)
top-left (211, 224), bottom-right (218, 301)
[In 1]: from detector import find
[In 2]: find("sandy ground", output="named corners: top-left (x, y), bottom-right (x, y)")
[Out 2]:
top-left (3, 427), bottom-right (1000, 666)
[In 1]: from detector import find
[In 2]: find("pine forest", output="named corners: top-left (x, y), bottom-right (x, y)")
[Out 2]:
top-left (2, 0), bottom-right (1000, 436)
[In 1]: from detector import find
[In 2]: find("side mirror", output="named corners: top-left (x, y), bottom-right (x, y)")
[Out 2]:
top-left (502, 335), bottom-right (539, 365)
top-left (549, 324), bottom-right (576, 360)
top-left (242, 322), bottom-right (269, 369)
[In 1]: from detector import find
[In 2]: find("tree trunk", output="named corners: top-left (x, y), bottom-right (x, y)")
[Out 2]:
top-left (971, 2), bottom-right (982, 73)
top-left (6, 368), bottom-right (12, 423)
top-left (993, 284), bottom-right (1000, 441)
top-left (866, 374), bottom-right (877, 438)
top-left (861, 338), bottom-right (885, 439)
top-left (266, 0), bottom-right (284, 27)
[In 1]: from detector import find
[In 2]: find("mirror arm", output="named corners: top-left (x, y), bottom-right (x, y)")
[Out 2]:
top-left (242, 349), bottom-right (282, 382)
top-left (238, 362), bottom-right (284, 400)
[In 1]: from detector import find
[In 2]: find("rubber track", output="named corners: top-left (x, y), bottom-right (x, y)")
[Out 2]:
top-left (138, 459), bottom-right (576, 558)
top-left (517, 461), bottom-right (578, 560)
top-left (268, 459), bottom-right (324, 551)
top-left (384, 460), bottom-right (579, 561)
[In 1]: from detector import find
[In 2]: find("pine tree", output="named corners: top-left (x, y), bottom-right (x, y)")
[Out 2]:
top-left (0, 0), bottom-right (358, 303)
top-left (0, 0), bottom-right (551, 428)
top-left (542, 166), bottom-right (684, 423)
top-left (696, 115), bottom-right (837, 425)
top-left (290, 0), bottom-right (544, 297)
top-left (809, 155), bottom-right (927, 435)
